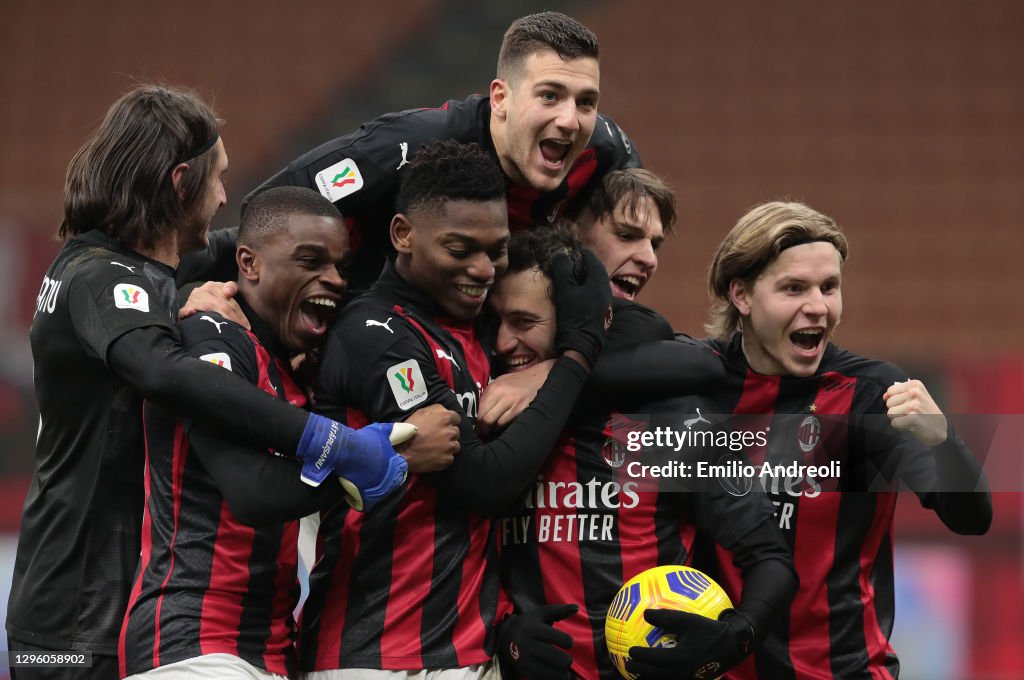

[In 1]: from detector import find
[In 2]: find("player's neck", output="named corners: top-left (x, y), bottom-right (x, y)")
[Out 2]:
top-left (135, 233), bottom-right (180, 269)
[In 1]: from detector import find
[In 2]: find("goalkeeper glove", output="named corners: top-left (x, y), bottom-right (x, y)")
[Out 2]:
top-left (296, 415), bottom-right (409, 511)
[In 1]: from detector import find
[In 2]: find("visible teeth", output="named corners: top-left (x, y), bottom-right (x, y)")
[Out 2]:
top-left (794, 329), bottom-right (822, 336)
top-left (507, 356), bottom-right (533, 367)
top-left (307, 297), bottom-right (336, 308)
top-left (457, 285), bottom-right (486, 297)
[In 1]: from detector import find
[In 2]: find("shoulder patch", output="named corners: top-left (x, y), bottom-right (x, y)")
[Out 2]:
top-left (314, 158), bottom-right (364, 202)
top-left (387, 359), bottom-right (428, 411)
top-left (199, 352), bottom-right (233, 371)
top-left (113, 283), bottom-right (150, 312)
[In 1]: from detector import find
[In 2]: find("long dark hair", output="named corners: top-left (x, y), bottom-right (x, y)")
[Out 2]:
top-left (61, 84), bottom-right (222, 251)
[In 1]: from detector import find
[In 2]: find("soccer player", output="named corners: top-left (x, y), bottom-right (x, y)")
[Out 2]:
top-left (119, 187), bottom-right (461, 679)
top-left (488, 228), bottom-right (797, 680)
top-left (7, 86), bottom-right (437, 680)
top-left (298, 140), bottom-right (613, 679)
top-left (686, 201), bottom-right (992, 679)
top-left (241, 11), bottom-right (639, 290)
top-left (572, 167), bottom-right (676, 301)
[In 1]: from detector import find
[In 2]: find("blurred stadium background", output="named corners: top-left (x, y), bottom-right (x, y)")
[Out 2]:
top-left (1, 1), bottom-right (1021, 677)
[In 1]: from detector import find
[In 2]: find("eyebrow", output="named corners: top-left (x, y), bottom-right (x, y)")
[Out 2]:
top-left (292, 243), bottom-right (331, 257)
top-left (533, 80), bottom-right (600, 99)
top-left (440, 233), bottom-right (510, 248)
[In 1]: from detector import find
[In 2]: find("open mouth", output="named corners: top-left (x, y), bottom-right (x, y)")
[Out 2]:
top-left (539, 139), bottom-right (572, 170)
top-left (790, 328), bottom-right (825, 353)
top-left (610, 274), bottom-right (645, 300)
top-left (503, 353), bottom-right (538, 373)
top-left (455, 283), bottom-right (489, 301)
top-left (299, 296), bottom-right (338, 336)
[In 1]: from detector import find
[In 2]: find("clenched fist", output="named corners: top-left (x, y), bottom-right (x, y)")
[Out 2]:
top-left (883, 379), bottom-right (948, 446)
top-left (400, 404), bottom-right (462, 473)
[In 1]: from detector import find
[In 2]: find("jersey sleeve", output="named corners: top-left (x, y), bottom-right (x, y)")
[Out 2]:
top-left (242, 105), bottom-right (465, 217)
top-left (315, 310), bottom-right (590, 514)
top-left (67, 262), bottom-right (176, 364)
top-left (594, 112), bottom-right (643, 170)
top-left (177, 312), bottom-right (259, 382)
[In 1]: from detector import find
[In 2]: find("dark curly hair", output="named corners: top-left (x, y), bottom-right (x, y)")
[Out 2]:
top-left (506, 221), bottom-right (583, 297)
top-left (395, 140), bottom-right (507, 216)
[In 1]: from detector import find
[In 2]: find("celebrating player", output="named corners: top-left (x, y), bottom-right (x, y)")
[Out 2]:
top-left (298, 140), bottom-right (612, 679)
top-left (7, 86), bottom-right (444, 680)
top-left (488, 228), bottom-right (797, 680)
top-left (119, 187), bottom-right (460, 679)
top-left (239, 11), bottom-right (639, 290)
top-left (687, 201), bottom-right (992, 679)
top-left (572, 167), bottom-right (676, 301)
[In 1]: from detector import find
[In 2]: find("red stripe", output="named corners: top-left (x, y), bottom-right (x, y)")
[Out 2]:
top-left (858, 495), bottom-right (897, 680)
top-left (263, 520), bottom-right (300, 675)
top-left (118, 403), bottom-right (161, 677)
top-left (274, 356), bottom-right (308, 408)
top-left (199, 503), bottom-right (255, 656)
top-left (150, 421), bottom-right (190, 669)
top-left (308, 407), bottom-right (366, 668)
top-left (379, 479), bottom-right (436, 666)
top-left (718, 372), bottom-right (780, 680)
top-left (392, 306), bottom-right (455, 386)
top-left (452, 514), bottom-right (497, 665)
top-left (532, 435), bottom-right (599, 678)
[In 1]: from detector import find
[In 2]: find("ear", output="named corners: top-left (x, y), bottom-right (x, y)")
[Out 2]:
top-left (729, 279), bottom-right (752, 316)
top-left (170, 162), bottom-right (190, 201)
top-left (390, 213), bottom-right (414, 254)
top-left (489, 78), bottom-right (510, 121)
top-left (237, 246), bottom-right (260, 283)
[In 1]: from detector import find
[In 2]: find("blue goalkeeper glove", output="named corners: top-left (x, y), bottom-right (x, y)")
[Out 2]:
top-left (296, 415), bottom-right (409, 511)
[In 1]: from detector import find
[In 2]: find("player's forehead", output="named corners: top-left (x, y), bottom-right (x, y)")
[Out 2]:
top-left (760, 242), bottom-right (843, 282)
top-left (418, 200), bottom-right (509, 245)
top-left (517, 49), bottom-right (599, 93)
top-left (494, 267), bottom-right (550, 307)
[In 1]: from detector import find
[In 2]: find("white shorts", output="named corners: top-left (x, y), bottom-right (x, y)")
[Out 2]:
top-left (302, 661), bottom-right (497, 680)
top-left (124, 653), bottom-right (289, 680)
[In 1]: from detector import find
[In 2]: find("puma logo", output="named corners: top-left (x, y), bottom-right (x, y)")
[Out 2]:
top-left (366, 318), bottom-right (394, 333)
top-left (684, 408), bottom-right (710, 429)
top-left (397, 142), bottom-right (411, 170)
top-left (200, 315), bottom-right (229, 334)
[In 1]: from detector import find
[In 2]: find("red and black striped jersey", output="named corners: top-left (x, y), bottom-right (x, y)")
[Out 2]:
top-left (302, 260), bottom-right (507, 671)
top-left (119, 310), bottom-right (308, 678)
top-left (243, 94), bottom-right (641, 290)
top-left (695, 334), bottom-right (983, 680)
top-left (9, 230), bottom-right (178, 655)
top-left (501, 395), bottom-right (779, 680)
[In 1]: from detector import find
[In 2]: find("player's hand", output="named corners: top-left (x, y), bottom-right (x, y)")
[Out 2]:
top-left (626, 609), bottom-right (752, 680)
top-left (477, 359), bottom-right (555, 437)
top-left (296, 415), bottom-right (408, 512)
top-left (180, 281), bottom-right (250, 330)
top-left (551, 249), bottom-right (612, 368)
top-left (400, 404), bottom-right (461, 473)
top-left (883, 379), bottom-right (948, 446)
top-left (498, 604), bottom-right (578, 680)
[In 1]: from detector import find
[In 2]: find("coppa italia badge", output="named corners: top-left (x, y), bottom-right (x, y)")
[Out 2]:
top-left (601, 412), bottom-right (646, 468)
top-left (113, 283), bottom-right (149, 312)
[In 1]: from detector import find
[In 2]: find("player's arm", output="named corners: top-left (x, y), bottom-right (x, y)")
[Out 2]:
top-left (478, 299), bottom-right (673, 435)
top-left (862, 377), bottom-right (992, 535)
top-left (589, 334), bottom-right (727, 397)
top-left (596, 112), bottom-right (643, 169)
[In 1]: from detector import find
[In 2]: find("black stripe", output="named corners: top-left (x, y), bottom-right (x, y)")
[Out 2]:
top-left (419, 499), bottom-right (465, 666)
top-left (236, 522), bottom-right (286, 671)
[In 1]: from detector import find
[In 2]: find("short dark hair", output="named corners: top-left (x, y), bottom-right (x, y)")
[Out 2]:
top-left (580, 168), bottom-right (677, 236)
top-left (395, 140), bottom-right (506, 216)
top-left (506, 223), bottom-right (582, 297)
top-left (61, 84), bottom-right (222, 251)
top-left (239, 186), bottom-right (343, 247)
top-left (497, 11), bottom-right (599, 82)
